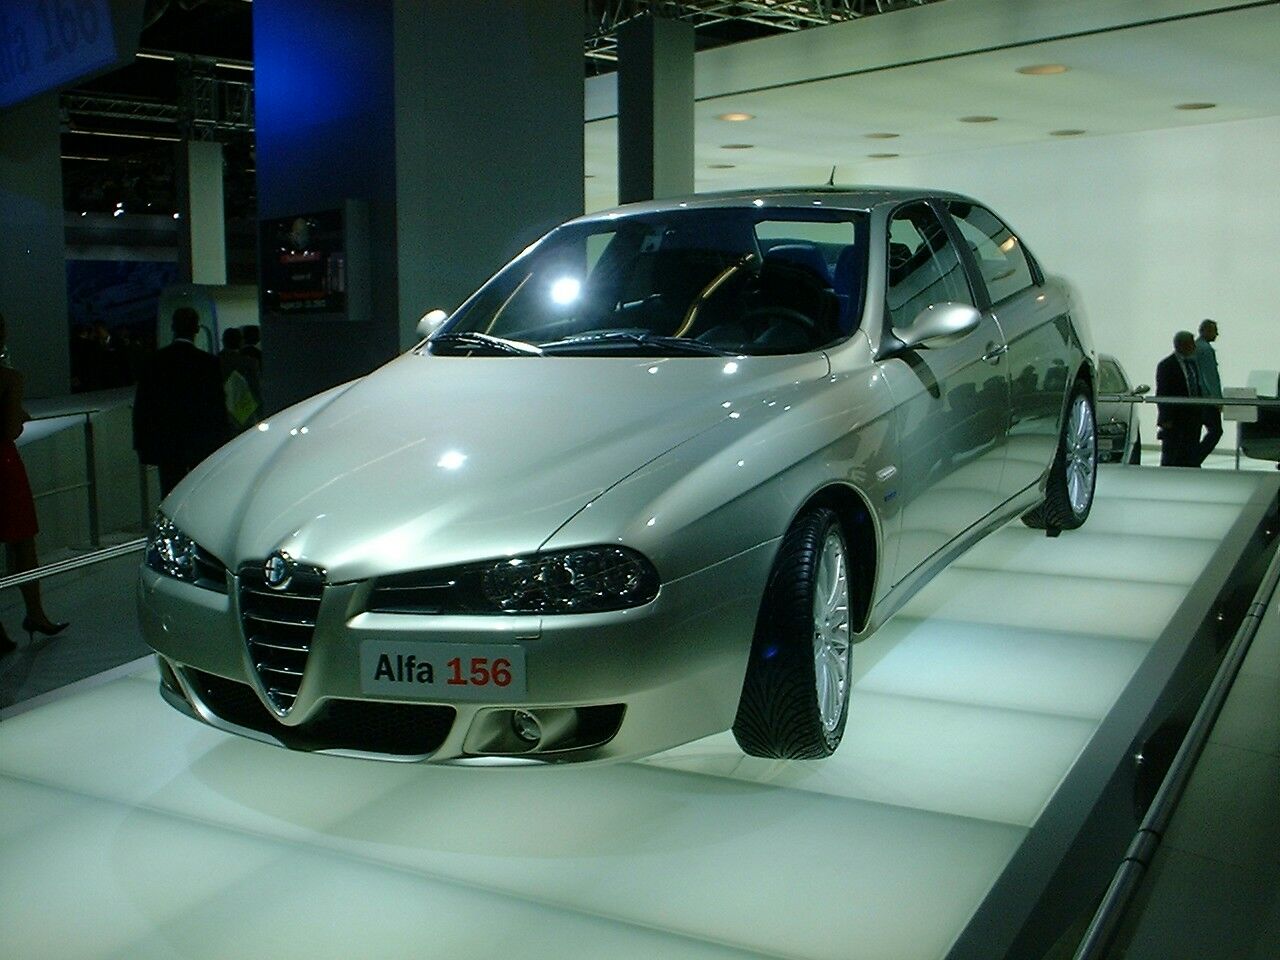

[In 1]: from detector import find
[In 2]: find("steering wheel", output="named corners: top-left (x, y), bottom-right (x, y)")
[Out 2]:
top-left (742, 306), bottom-right (817, 338)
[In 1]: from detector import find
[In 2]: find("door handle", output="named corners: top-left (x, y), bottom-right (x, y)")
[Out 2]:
top-left (983, 342), bottom-right (1009, 364)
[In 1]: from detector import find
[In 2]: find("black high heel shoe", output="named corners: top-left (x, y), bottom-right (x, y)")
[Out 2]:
top-left (23, 616), bottom-right (69, 642)
top-left (0, 624), bottom-right (15, 656)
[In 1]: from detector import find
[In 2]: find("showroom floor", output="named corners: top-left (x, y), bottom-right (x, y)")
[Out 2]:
top-left (1114, 588), bottom-right (1280, 960)
top-left (1, 464), bottom-right (1276, 959)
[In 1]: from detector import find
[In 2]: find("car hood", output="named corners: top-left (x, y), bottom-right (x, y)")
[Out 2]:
top-left (168, 351), bottom-right (830, 581)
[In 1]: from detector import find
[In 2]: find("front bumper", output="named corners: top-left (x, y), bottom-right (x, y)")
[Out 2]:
top-left (138, 539), bottom-right (778, 764)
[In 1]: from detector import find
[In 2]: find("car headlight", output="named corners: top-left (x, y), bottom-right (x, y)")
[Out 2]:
top-left (369, 546), bottom-right (659, 615)
top-left (144, 513), bottom-right (226, 591)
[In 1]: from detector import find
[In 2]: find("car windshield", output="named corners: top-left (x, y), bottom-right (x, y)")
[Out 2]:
top-left (432, 208), bottom-right (868, 357)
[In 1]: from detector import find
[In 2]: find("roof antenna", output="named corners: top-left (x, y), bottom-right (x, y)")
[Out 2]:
top-left (826, 165), bottom-right (836, 187)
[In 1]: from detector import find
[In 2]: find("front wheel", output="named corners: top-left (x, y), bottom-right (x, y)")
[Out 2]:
top-left (732, 507), bottom-right (854, 759)
top-left (1022, 380), bottom-right (1097, 531)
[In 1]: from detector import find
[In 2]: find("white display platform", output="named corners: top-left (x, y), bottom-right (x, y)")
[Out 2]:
top-left (0, 467), bottom-right (1265, 960)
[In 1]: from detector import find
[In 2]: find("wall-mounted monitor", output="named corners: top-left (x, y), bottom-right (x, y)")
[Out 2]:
top-left (259, 200), bottom-right (368, 321)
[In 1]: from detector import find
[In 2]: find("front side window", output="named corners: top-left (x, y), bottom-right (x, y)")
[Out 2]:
top-left (946, 202), bottom-right (1035, 304)
top-left (434, 209), bottom-right (867, 357)
top-left (885, 202), bottom-right (972, 330)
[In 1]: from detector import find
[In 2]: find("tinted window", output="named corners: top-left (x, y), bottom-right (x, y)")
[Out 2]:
top-left (886, 203), bottom-right (972, 330)
top-left (946, 202), bottom-right (1035, 303)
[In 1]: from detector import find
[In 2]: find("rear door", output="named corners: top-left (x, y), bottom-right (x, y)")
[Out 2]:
top-left (944, 201), bottom-right (1072, 504)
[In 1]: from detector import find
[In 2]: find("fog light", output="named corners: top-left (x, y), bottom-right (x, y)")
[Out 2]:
top-left (511, 710), bottom-right (541, 744)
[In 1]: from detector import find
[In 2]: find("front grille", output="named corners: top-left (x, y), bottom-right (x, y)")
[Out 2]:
top-left (238, 561), bottom-right (325, 712)
top-left (189, 670), bottom-right (456, 756)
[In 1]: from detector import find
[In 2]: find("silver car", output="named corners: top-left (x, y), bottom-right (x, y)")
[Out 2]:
top-left (1096, 353), bottom-right (1147, 464)
top-left (139, 187), bottom-right (1097, 764)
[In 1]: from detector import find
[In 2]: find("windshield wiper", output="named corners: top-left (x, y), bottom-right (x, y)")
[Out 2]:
top-left (540, 332), bottom-right (733, 356)
top-left (429, 331), bottom-right (543, 356)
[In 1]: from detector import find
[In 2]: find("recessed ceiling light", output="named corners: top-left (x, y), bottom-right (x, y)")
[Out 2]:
top-left (717, 112), bottom-right (754, 122)
top-left (1050, 129), bottom-right (1086, 136)
top-left (959, 115), bottom-right (998, 123)
top-left (720, 143), bottom-right (754, 150)
top-left (865, 132), bottom-right (899, 139)
top-left (707, 163), bottom-right (736, 169)
top-left (867, 152), bottom-right (899, 159)
top-left (1017, 64), bottom-right (1068, 75)
top-left (1175, 102), bottom-right (1217, 110)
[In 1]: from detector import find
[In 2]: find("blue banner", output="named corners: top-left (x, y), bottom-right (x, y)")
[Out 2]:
top-left (0, 0), bottom-right (117, 110)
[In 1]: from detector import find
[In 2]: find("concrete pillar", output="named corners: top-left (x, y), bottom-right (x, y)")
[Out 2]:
top-left (617, 16), bottom-right (695, 204)
top-left (0, 92), bottom-right (69, 397)
top-left (175, 140), bottom-right (227, 285)
top-left (254, 0), bottom-right (583, 411)
top-left (392, 0), bottom-right (584, 348)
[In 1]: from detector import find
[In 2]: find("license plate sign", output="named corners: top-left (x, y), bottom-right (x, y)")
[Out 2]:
top-left (359, 641), bottom-right (527, 700)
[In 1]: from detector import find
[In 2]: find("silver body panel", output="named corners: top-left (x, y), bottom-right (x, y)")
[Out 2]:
top-left (140, 186), bottom-right (1094, 764)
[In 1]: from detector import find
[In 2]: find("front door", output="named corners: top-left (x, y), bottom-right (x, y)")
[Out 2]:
top-left (881, 202), bottom-right (1010, 584)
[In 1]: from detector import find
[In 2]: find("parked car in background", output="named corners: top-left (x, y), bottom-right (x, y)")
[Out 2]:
top-left (1097, 353), bottom-right (1147, 464)
top-left (139, 186), bottom-right (1097, 766)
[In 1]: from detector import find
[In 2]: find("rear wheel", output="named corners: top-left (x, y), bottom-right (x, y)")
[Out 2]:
top-left (733, 508), bottom-right (853, 759)
top-left (1023, 380), bottom-right (1097, 531)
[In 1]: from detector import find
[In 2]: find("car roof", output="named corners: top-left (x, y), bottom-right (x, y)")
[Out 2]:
top-left (572, 185), bottom-right (979, 224)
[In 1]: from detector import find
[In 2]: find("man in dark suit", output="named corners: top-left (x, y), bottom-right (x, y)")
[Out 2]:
top-left (1156, 330), bottom-right (1204, 468)
top-left (133, 307), bottom-right (228, 496)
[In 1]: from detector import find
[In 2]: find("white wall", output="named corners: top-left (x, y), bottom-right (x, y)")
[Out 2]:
top-left (856, 114), bottom-right (1280, 448)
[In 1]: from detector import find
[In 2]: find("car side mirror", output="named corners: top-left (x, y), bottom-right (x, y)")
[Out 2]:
top-left (416, 309), bottom-right (449, 340)
top-left (1131, 384), bottom-right (1151, 396)
top-left (891, 302), bottom-right (983, 350)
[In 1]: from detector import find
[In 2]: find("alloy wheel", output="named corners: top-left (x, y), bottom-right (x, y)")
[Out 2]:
top-left (812, 529), bottom-right (852, 733)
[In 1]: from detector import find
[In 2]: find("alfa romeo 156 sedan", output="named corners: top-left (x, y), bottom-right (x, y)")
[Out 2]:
top-left (140, 187), bottom-right (1097, 764)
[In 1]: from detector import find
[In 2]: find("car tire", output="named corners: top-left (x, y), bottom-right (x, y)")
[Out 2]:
top-left (1128, 426), bottom-right (1142, 465)
top-left (1022, 379), bottom-right (1098, 531)
top-left (732, 507), bottom-right (853, 759)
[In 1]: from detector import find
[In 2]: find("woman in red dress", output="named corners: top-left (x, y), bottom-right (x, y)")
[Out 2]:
top-left (0, 312), bottom-right (68, 655)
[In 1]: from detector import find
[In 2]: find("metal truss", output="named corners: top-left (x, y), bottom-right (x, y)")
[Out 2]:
top-left (585, 0), bottom-right (941, 62)
top-left (63, 93), bottom-right (177, 124)
top-left (178, 64), bottom-right (254, 139)
top-left (62, 74), bottom-right (253, 141)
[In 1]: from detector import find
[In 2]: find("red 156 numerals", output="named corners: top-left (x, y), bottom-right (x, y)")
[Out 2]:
top-left (446, 657), bottom-right (513, 687)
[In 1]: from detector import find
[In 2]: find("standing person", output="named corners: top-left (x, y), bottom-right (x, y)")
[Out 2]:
top-left (1194, 319), bottom-right (1222, 465)
top-left (240, 324), bottom-right (263, 413)
top-left (0, 313), bottom-right (69, 654)
top-left (240, 325), bottom-right (262, 367)
top-left (1155, 330), bottom-right (1204, 467)
top-left (218, 327), bottom-right (259, 433)
top-left (132, 307), bottom-right (227, 497)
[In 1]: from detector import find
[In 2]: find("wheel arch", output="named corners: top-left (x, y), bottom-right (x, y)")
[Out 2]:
top-left (791, 483), bottom-right (878, 635)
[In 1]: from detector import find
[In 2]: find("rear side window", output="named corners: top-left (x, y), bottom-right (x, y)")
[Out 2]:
top-left (946, 202), bottom-right (1035, 304)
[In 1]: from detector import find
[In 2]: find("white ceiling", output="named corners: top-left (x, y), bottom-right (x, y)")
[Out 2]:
top-left (585, 0), bottom-right (1280, 211)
